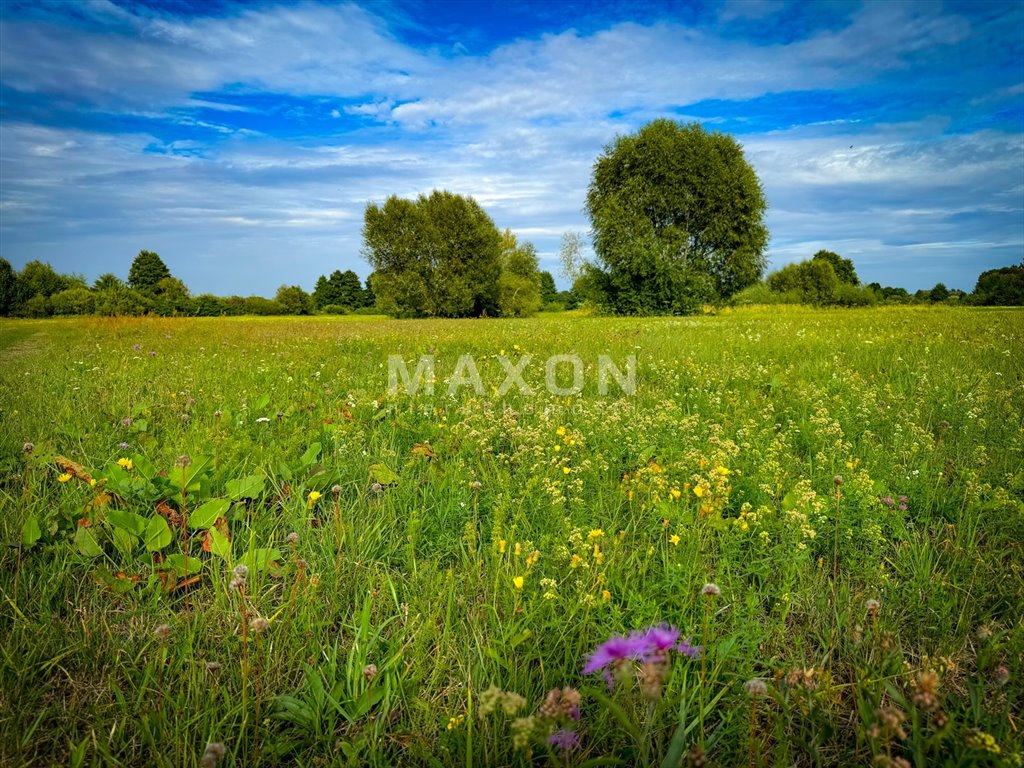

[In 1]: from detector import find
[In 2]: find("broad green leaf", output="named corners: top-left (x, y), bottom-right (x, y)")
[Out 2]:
top-left (74, 525), bottom-right (103, 557)
top-left (112, 527), bottom-right (137, 557)
top-left (299, 442), bottom-right (322, 467)
top-left (189, 498), bottom-right (230, 530)
top-left (208, 525), bottom-right (232, 560)
top-left (144, 515), bottom-right (172, 551)
top-left (254, 393), bottom-right (271, 412)
top-left (21, 515), bottom-right (42, 547)
top-left (226, 474), bottom-right (265, 500)
top-left (161, 553), bottom-right (203, 577)
top-left (105, 508), bottom-right (147, 536)
top-left (239, 547), bottom-right (282, 574)
top-left (93, 566), bottom-right (138, 594)
top-left (369, 463), bottom-right (400, 486)
top-left (781, 489), bottom-right (797, 511)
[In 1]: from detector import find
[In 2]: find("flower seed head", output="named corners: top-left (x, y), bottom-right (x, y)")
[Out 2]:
top-left (22, 442), bottom-right (34, 454)
top-left (994, 665), bottom-right (1010, 687)
top-left (702, 582), bottom-right (721, 597)
top-left (363, 663), bottom-right (378, 681)
top-left (743, 678), bottom-right (768, 697)
top-left (470, 480), bottom-right (482, 491)
top-left (866, 598), bottom-right (881, 614)
top-left (286, 531), bottom-right (299, 545)
top-left (232, 563), bottom-right (249, 580)
top-left (175, 454), bottom-right (192, 468)
top-left (370, 482), bottom-right (384, 494)
top-left (833, 474), bottom-right (843, 487)
top-left (153, 624), bottom-right (172, 641)
top-left (200, 742), bottom-right (226, 768)
top-left (204, 661), bottom-right (222, 673)
top-left (331, 484), bottom-right (342, 496)
top-left (213, 409), bottom-right (222, 418)
top-left (249, 616), bottom-right (269, 634)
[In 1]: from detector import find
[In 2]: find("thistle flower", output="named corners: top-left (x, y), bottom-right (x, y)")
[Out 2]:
top-left (834, 474), bottom-right (843, 487)
top-left (153, 624), bottom-right (172, 641)
top-left (175, 454), bottom-right (192, 468)
top-left (200, 742), bottom-right (226, 768)
top-left (132, 343), bottom-right (141, 352)
top-left (370, 482), bottom-right (384, 495)
top-left (286, 531), bottom-right (299, 545)
top-left (213, 410), bottom-right (222, 418)
top-left (22, 442), bottom-right (34, 454)
top-left (363, 663), bottom-right (378, 682)
top-left (702, 583), bottom-right (721, 597)
top-left (249, 616), bottom-right (269, 634)
top-left (331, 484), bottom-right (342, 496)
top-left (866, 598), bottom-right (881, 615)
top-left (993, 665), bottom-right (1010, 687)
top-left (546, 729), bottom-right (580, 752)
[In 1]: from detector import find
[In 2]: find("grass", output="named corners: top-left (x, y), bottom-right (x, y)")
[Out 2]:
top-left (0, 306), bottom-right (1021, 767)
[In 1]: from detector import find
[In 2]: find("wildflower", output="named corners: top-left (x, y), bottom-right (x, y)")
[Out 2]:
top-left (511, 716), bottom-right (537, 749)
top-left (547, 729), bottom-right (580, 752)
top-left (213, 409), bottom-right (222, 418)
top-left (583, 634), bottom-right (645, 675)
top-left (230, 563), bottom-right (248, 590)
top-left (911, 670), bottom-right (940, 711)
top-left (976, 625), bottom-right (992, 641)
top-left (307, 490), bottom-right (322, 509)
top-left (153, 624), bottom-right (172, 641)
top-left (570, 554), bottom-right (582, 569)
top-left (670, 488), bottom-right (682, 500)
top-left (175, 455), bottom-right (191, 468)
top-left (255, 417), bottom-right (270, 423)
top-left (117, 457), bottom-right (133, 470)
top-left (286, 531), bottom-right (299, 545)
top-left (602, 589), bottom-right (611, 602)
top-left (513, 576), bottom-right (524, 590)
top-left (588, 528), bottom-right (604, 539)
top-left (332, 484), bottom-right (342, 496)
top-left (866, 598), bottom-right (881, 615)
top-left (669, 534), bottom-right (681, 546)
top-left (965, 728), bottom-right (1001, 754)
top-left (118, 442), bottom-right (129, 450)
top-left (993, 665), bottom-right (1010, 687)
top-left (89, 478), bottom-right (97, 487)
top-left (677, 637), bottom-right (701, 658)
top-left (200, 742), bottom-right (226, 768)
top-left (743, 678), bottom-right (768, 697)
top-left (57, 472), bottom-right (72, 483)
top-left (446, 714), bottom-right (465, 730)
top-left (702, 583), bottom-right (721, 597)
top-left (204, 661), bottom-right (222, 673)
top-left (362, 664), bottom-right (378, 682)
top-left (498, 539), bottom-right (507, 554)
top-left (132, 343), bottom-right (141, 352)
top-left (562, 466), bottom-right (571, 475)
top-left (149, 350), bottom-right (157, 357)
top-left (23, 442), bottom-right (34, 454)
top-left (834, 474), bottom-right (843, 487)
top-left (249, 617), bottom-right (269, 634)
top-left (370, 482), bottom-right (384, 495)
top-left (470, 480), bottom-right (482, 490)
top-left (693, 485), bottom-right (706, 498)
top-left (556, 426), bottom-right (566, 436)
top-left (526, 550), bottom-right (540, 568)
top-left (540, 687), bottom-right (580, 720)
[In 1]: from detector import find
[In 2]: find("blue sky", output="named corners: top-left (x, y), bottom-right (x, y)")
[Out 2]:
top-left (1, 0), bottom-right (1021, 294)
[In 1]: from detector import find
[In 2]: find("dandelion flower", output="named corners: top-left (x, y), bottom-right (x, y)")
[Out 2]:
top-left (562, 466), bottom-right (571, 475)
top-left (117, 457), bottom-right (133, 470)
top-left (588, 528), bottom-right (604, 539)
top-left (57, 472), bottom-right (72, 483)
top-left (669, 534), bottom-right (681, 546)
top-left (513, 576), bottom-right (524, 590)
top-left (601, 589), bottom-right (611, 602)
top-left (307, 490), bottom-right (322, 509)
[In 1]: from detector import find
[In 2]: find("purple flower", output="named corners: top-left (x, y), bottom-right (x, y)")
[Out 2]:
top-left (148, 351), bottom-right (157, 357)
top-left (898, 495), bottom-right (908, 502)
top-left (582, 634), bottom-right (646, 675)
top-left (880, 497), bottom-right (894, 506)
top-left (676, 637), bottom-right (702, 658)
top-left (122, 417), bottom-right (132, 426)
top-left (898, 503), bottom-right (908, 511)
top-left (546, 729), bottom-right (580, 752)
top-left (133, 343), bottom-right (141, 352)
top-left (118, 442), bottom-right (130, 450)
top-left (636, 624), bottom-right (680, 654)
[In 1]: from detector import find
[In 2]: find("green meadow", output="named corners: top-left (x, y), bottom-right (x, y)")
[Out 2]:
top-left (1, 307), bottom-right (1021, 767)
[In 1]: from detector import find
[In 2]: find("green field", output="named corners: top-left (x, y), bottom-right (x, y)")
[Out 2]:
top-left (1, 307), bottom-right (1022, 767)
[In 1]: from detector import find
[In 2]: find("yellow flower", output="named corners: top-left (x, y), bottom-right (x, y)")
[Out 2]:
top-left (562, 466), bottom-right (571, 475)
top-left (514, 542), bottom-right (522, 556)
top-left (57, 472), bottom-right (72, 483)
top-left (601, 589), bottom-right (611, 602)
top-left (588, 528), bottom-right (604, 539)
top-left (307, 490), bottom-right (322, 509)
top-left (88, 478), bottom-right (97, 488)
top-left (570, 554), bottom-right (582, 569)
top-left (498, 539), bottom-right (507, 554)
top-left (716, 465), bottom-right (731, 476)
top-left (526, 550), bottom-right (539, 568)
top-left (556, 426), bottom-right (566, 436)
top-left (513, 576), bottom-right (524, 590)
top-left (693, 485), bottom-right (706, 498)
top-left (669, 488), bottom-right (682, 501)
top-left (669, 534), bottom-right (681, 546)
top-left (553, 444), bottom-right (562, 452)
top-left (592, 544), bottom-right (604, 563)
top-left (446, 714), bottom-right (465, 731)
top-left (117, 457), bottom-right (133, 470)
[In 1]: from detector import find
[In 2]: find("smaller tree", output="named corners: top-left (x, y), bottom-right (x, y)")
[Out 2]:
top-left (93, 273), bottom-right (123, 291)
top-left (539, 271), bottom-right (558, 305)
top-left (128, 250), bottom-right (171, 296)
top-left (497, 230), bottom-right (541, 317)
top-left (0, 258), bottom-right (18, 316)
top-left (972, 264), bottom-right (1024, 306)
top-left (152, 277), bottom-right (193, 316)
top-left (812, 250), bottom-right (858, 285)
top-left (275, 285), bottom-right (313, 315)
top-left (50, 287), bottom-right (96, 316)
top-left (928, 283), bottom-right (950, 303)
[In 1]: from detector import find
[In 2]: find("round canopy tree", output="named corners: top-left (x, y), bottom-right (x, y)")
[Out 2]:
top-left (586, 119), bottom-right (768, 314)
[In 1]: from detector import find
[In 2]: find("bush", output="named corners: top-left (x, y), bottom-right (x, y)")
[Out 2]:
top-left (732, 283), bottom-right (802, 306)
top-left (193, 294), bottom-right (226, 317)
top-left (17, 294), bottom-right (52, 318)
top-left (50, 287), bottom-right (95, 316)
top-left (832, 284), bottom-right (879, 307)
top-left (94, 287), bottom-right (152, 316)
top-left (350, 306), bottom-right (384, 316)
top-left (319, 304), bottom-right (350, 315)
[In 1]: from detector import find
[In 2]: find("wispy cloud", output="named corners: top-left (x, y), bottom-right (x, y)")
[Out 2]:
top-left (0, 0), bottom-right (1020, 293)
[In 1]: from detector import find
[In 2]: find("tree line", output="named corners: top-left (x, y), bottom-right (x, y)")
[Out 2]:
top-left (1, 119), bottom-right (1021, 318)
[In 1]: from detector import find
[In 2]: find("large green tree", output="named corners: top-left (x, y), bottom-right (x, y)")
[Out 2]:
top-left (362, 190), bottom-right (502, 318)
top-left (128, 250), bottom-right (171, 295)
top-left (586, 119), bottom-right (768, 314)
top-left (0, 258), bottom-right (17, 315)
top-left (972, 264), bottom-right (1023, 306)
